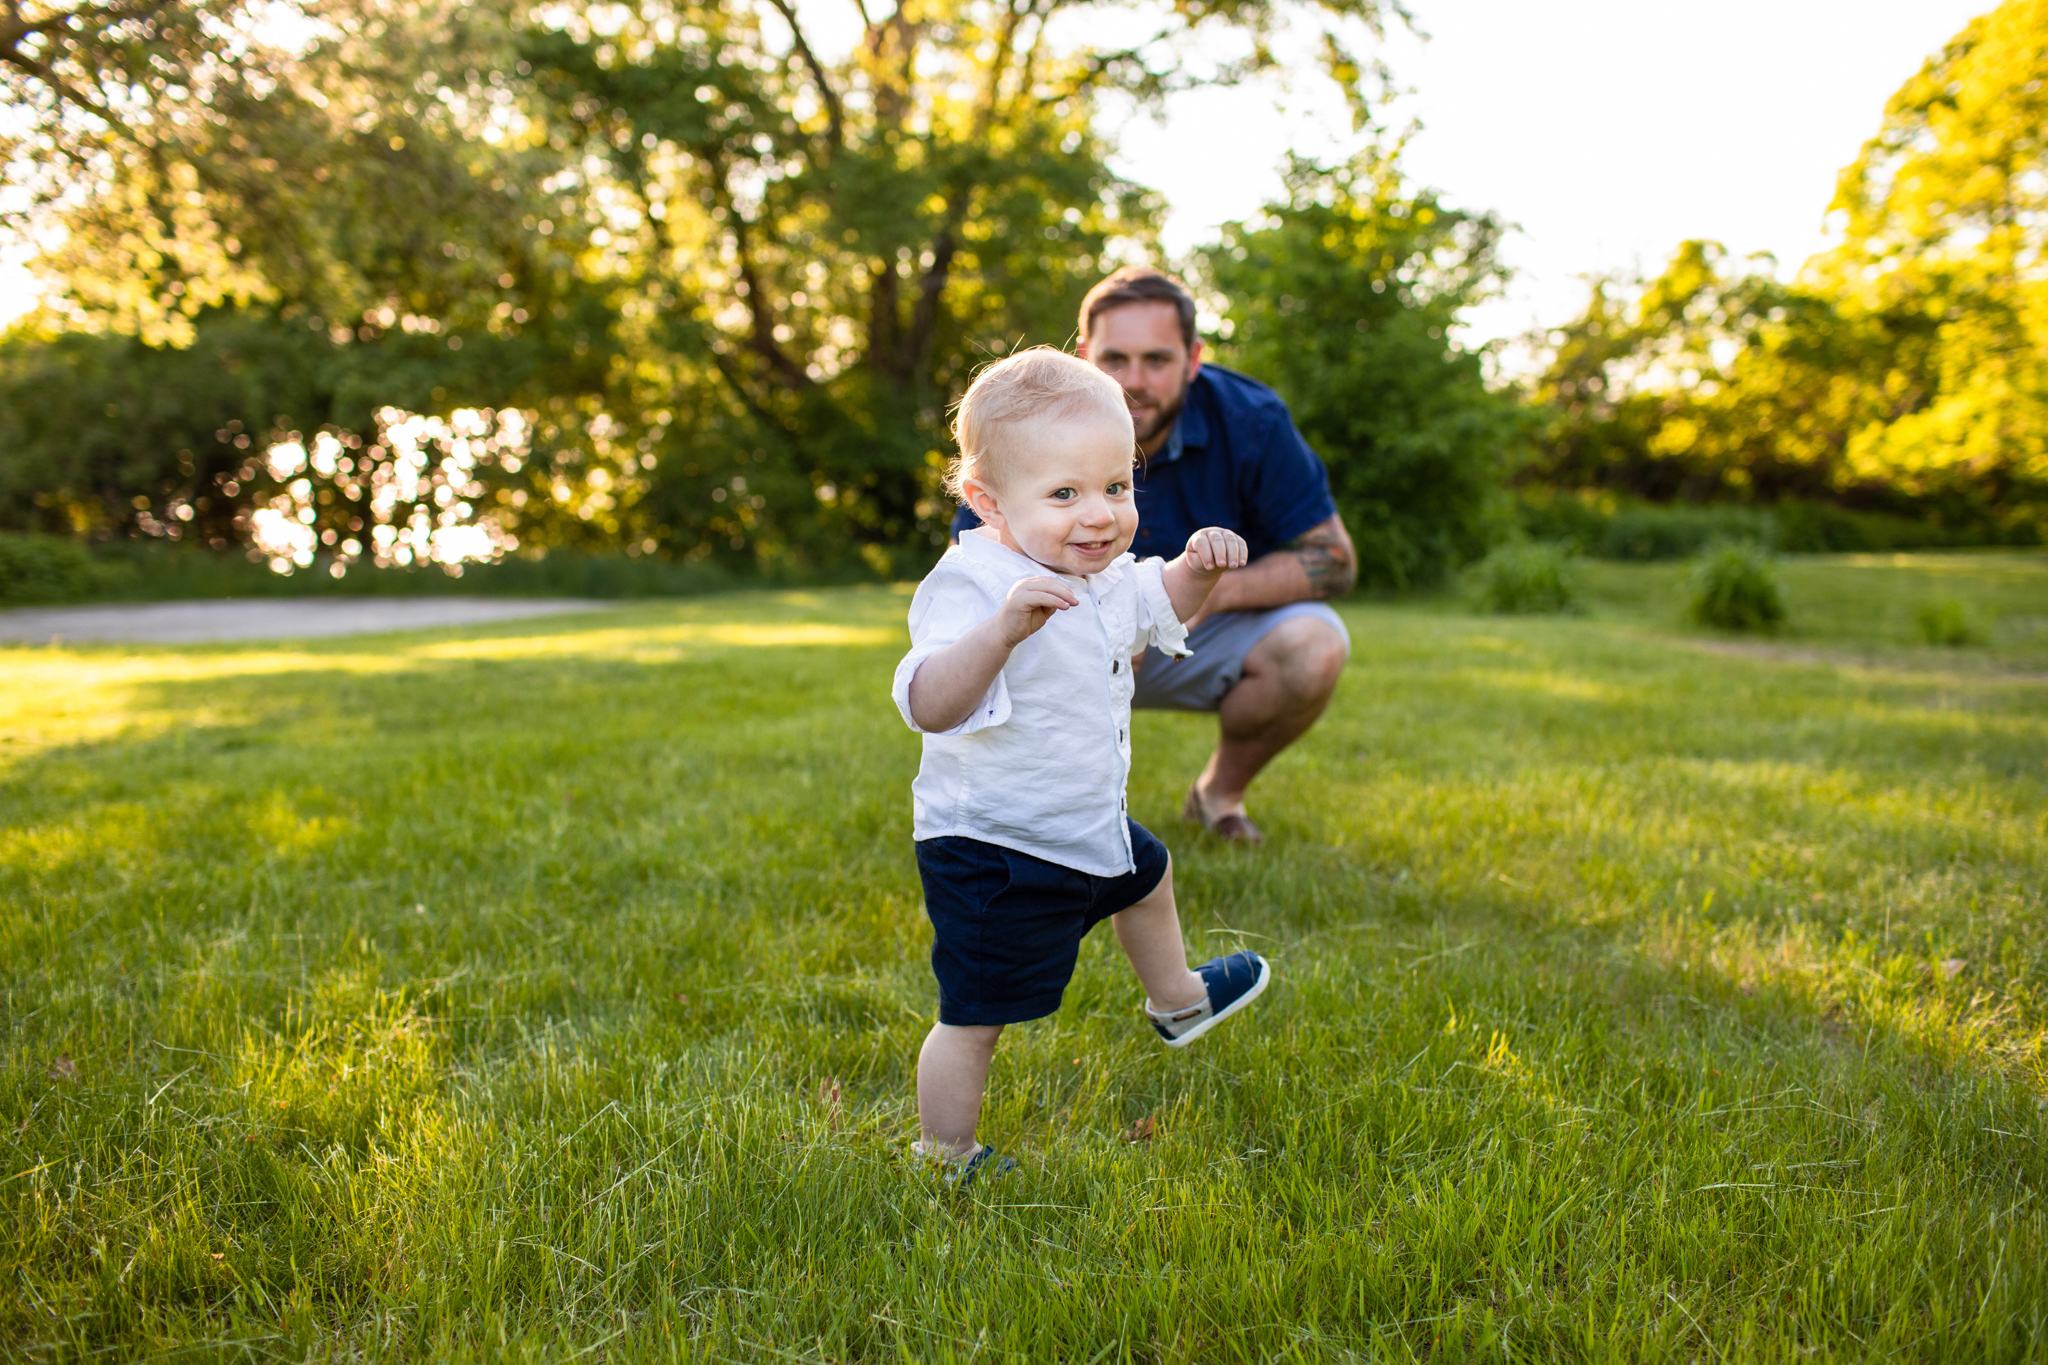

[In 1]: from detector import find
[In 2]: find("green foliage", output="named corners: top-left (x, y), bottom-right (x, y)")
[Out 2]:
top-left (9, 0), bottom-right (1409, 575)
top-left (1532, 3), bottom-right (2048, 540)
top-left (4, 571), bottom-right (2046, 1357)
top-left (1467, 541), bottom-right (1581, 615)
top-left (1200, 150), bottom-right (1527, 587)
top-left (1769, 499), bottom-right (1971, 553)
top-left (0, 532), bottom-right (123, 604)
top-left (1603, 505), bottom-right (1774, 562)
top-left (64, 542), bottom-right (745, 601)
top-left (1820, 0), bottom-right (2048, 517)
top-left (1573, 551), bottom-right (2048, 661)
top-left (1687, 541), bottom-right (1787, 632)
top-left (1515, 491), bottom-right (1775, 561)
top-left (18, 2), bottom-right (563, 348)
top-left (1518, 489), bottom-right (1980, 559)
top-left (1916, 598), bottom-right (1988, 647)
top-left (0, 307), bottom-right (622, 550)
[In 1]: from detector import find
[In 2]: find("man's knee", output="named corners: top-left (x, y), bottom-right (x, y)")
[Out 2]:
top-left (1246, 617), bottom-right (1348, 703)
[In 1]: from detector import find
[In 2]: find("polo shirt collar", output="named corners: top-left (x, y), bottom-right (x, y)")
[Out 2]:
top-left (1153, 377), bottom-right (1210, 464)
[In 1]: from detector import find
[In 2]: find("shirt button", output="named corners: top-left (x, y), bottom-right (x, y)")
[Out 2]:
top-left (1112, 660), bottom-right (1120, 674)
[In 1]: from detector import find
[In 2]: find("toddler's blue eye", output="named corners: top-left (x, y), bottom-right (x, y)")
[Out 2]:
top-left (1108, 482), bottom-right (1127, 495)
top-left (1053, 488), bottom-right (1074, 499)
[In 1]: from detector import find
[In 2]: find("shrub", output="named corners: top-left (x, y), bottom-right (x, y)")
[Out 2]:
top-left (70, 542), bottom-right (753, 602)
top-left (0, 532), bottom-right (124, 605)
top-left (1515, 492), bottom-right (1989, 561)
top-left (1470, 541), bottom-right (1582, 615)
top-left (1916, 598), bottom-right (1986, 646)
top-left (1686, 541), bottom-right (1785, 632)
top-left (1602, 505), bottom-right (1774, 561)
top-left (1200, 152), bottom-right (1528, 588)
top-left (1771, 501), bottom-right (1957, 553)
top-left (1514, 488), bottom-right (1614, 551)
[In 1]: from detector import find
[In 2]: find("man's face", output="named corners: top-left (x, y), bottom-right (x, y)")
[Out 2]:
top-left (1080, 300), bottom-right (1203, 450)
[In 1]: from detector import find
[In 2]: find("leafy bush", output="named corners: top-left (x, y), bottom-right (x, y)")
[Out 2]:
top-left (1916, 598), bottom-right (1987, 646)
top-left (0, 533), bottom-right (125, 605)
top-left (59, 543), bottom-right (752, 603)
top-left (1469, 542), bottom-right (1582, 615)
top-left (1770, 501), bottom-right (1965, 553)
top-left (1513, 488), bottom-right (1614, 550)
top-left (1201, 151), bottom-right (1528, 588)
top-left (1603, 506), bottom-right (1774, 561)
top-left (1515, 491), bottom-right (1977, 560)
top-left (1686, 542), bottom-right (1786, 632)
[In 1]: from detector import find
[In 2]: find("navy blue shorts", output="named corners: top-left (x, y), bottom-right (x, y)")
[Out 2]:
top-left (915, 821), bottom-right (1171, 1026)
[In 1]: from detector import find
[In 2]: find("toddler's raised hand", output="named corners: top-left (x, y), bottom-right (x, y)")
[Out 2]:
top-left (998, 575), bottom-right (1079, 645)
top-left (1183, 527), bottom-right (1249, 577)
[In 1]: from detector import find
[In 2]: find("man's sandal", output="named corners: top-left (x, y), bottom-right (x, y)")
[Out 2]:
top-left (1183, 783), bottom-right (1264, 845)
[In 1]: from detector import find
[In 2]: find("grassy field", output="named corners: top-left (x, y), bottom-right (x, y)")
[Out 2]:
top-left (3, 552), bottom-right (2045, 1361)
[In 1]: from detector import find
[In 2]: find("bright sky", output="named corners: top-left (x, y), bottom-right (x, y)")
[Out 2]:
top-left (2, 0), bottom-right (1993, 368)
top-left (1114, 0), bottom-right (1993, 369)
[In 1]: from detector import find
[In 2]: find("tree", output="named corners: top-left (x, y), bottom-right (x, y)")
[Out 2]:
top-left (1530, 242), bottom-right (1920, 506)
top-left (9, 0), bottom-right (1414, 569)
top-left (1530, 1), bottom-right (2048, 539)
top-left (515, 0), bottom-right (1409, 571)
top-left (1199, 148), bottom-right (1525, 586)
top-left (6, 2), bottom-right (570, 344)
top-left (6, 1), bottom-right (717, 552)
top-left (1821, 0), bottom-right (2048, 521)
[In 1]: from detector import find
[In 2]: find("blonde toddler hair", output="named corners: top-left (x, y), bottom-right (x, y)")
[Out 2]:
top-left (945, 346), bottom-right (1133, 502)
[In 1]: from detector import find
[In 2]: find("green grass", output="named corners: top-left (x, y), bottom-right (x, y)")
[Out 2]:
top-left (1574, 550), bottom-right (2048, 663)
top-left (3, 555), bottom-right (2045, 1361)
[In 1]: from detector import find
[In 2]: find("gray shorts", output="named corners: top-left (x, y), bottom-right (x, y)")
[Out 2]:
top-left (1131, 601), bottom-right (1350, 713)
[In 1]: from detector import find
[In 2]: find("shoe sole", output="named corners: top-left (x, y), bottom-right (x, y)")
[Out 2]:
top-left (1182, 786), bottom-right (1264, 844)
top-left (1160, 956), bottom-right (1270, 1048)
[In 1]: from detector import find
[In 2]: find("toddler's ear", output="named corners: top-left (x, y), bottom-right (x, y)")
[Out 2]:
top-left (964, 479), bottom-right (1003, 525)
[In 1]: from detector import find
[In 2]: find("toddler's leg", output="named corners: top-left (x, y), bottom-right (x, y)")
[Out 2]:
top-left (917, 1022), bottom-right (1003, 1159)
top-left (1111, 860), bottom-right (1207, 1014)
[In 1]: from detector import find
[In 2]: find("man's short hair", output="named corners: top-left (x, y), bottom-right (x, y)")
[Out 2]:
top-left (946, 346), bottom-right (1132, 502)
top-left (1078, 267), bottom-right (1198, 352)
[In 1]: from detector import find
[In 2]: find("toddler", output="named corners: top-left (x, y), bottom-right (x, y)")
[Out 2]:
top-left (892, 347), bottom-right (1271, 1181)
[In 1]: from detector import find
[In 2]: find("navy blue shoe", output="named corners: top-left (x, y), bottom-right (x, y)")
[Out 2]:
top-left (911, 1141), bottom-right (1018, 1187)
top-left (1147, 950), bottom-right (1270, 1048)
top-left (951, 1144), bottom-right (1017, 1187)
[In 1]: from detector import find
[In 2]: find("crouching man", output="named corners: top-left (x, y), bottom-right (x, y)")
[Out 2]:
top-left (954, 267), bottom-right (1356, 843)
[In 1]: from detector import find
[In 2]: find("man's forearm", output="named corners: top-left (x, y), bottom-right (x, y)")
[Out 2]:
top-left (1195, 515), bottom-right (1357, 615)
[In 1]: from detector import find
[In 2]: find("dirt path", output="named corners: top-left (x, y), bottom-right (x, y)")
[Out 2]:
top-left (0, 597), bottom-right (618, 645)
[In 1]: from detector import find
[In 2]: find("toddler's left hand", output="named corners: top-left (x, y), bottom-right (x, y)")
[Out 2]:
top-left (1184, 527), bottom-right (1249, 577)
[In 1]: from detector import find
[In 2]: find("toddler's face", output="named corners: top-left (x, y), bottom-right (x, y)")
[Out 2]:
top-left (969, 412), bottom-right (1138, 576)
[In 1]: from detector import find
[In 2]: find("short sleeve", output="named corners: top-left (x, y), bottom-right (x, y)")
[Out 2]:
top-left (890, 565), bottom-right (1011, 735)
top-left (1131, 558), bottom-right (1191, 659)
top-left (1241, 404), bottom-right (1339, 552)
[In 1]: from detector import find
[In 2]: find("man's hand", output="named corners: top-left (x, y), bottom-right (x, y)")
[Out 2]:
top-left (996, 575), bottom-right (1079, 646)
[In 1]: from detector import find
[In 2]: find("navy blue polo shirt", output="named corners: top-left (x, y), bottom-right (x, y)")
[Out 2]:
top-left (949, 364), bottom-right (1337, 562)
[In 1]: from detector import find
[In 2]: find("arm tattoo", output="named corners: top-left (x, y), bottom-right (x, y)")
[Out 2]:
top-left (1284, 522), bottom-right (1358, 599)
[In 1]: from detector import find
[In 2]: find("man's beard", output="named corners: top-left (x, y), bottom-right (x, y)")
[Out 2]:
top-left (1130, 379), bottom-right (1188, 451)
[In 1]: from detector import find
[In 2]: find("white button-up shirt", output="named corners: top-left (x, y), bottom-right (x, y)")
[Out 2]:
top-left (892, 528), bottom-right (1191, 876)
